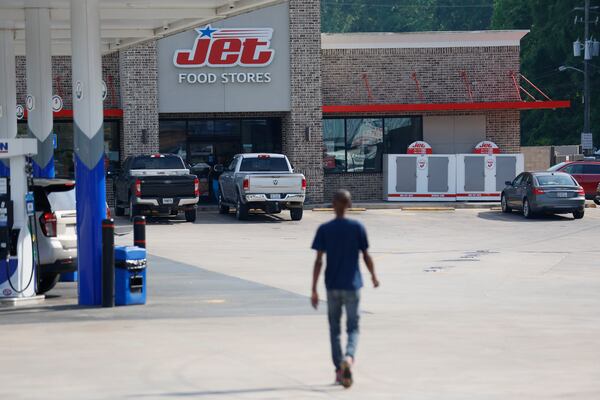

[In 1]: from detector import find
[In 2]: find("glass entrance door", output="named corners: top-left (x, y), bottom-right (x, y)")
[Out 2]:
top-left (159, 117), bottom-right (283, 203)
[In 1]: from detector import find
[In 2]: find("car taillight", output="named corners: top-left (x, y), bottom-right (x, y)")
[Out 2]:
top-left (135, 179), bottom-right (142, 197)
top-left (577, 187), bottom-right (585, 196)
top-left (302, 178), bottom-right (307, 190)
top-left (106, 205), bottom-right (111, 219)
top-left (533, 188), bottom-right (545, 195)
top-left (194, 177), bottom-right (200, 197)
top-left (243, 178), bottom-right (249, 191)
top-left (39, 212), bottom-right (57, 237)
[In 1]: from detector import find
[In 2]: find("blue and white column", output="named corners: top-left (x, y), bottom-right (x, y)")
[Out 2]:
top-left (25, 8), bottom-right (54, 178)
top-left (0, 29), bottom-right (17, 176)
top-left (71, 0), bottom-right (106, 306)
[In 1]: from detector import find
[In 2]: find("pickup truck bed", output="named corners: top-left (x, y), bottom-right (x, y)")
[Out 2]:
top-left (114, 155), bottom-right (199, 222)
top-left (217, 153), bottom-right (306, 221)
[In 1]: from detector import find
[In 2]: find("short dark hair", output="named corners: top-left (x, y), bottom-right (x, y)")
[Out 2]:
top-left (333, 189), bottom-right (351, 204)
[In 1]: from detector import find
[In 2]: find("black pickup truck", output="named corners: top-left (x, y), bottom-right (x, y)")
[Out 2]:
top-left (113, 154), bottom-right (199, 222)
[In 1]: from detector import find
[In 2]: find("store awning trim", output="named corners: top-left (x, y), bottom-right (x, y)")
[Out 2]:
top-left (322, 101), bottom-right (571, 114)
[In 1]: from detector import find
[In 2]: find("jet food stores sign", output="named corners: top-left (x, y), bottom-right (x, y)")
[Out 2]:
top-left (157, 3), bottom-right (290, 113)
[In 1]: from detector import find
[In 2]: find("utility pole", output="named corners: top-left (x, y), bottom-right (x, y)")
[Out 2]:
top-left (583, 0), bottom-right (591, 154)
top-left (573, 0), bottom-right (599, 155)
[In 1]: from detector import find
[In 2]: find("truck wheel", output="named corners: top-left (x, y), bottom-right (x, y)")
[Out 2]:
top-left (236, 198), bottom-right (248, 220)
top-left (573, 209), bottom-right (585, 219)
top-left (115, 205), bottom-right (124, 216)
top-left (37, 273), bottom-right (60, 294)
top-left (594, 198), bottom-right (600, 206)
top-left (185, 209), bottom-right (197, 222)
top-left (290, 208), bottom-right (303, 221)
top-left (218, 192), bottom-right (230, 214)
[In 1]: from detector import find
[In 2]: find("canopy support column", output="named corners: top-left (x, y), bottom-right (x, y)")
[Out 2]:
top-left (70, 0), bottom-right (106, 306)
top-left (25, 8), bottom-right (54, 178)
top-left (0, 29), bottom-right (17, 175)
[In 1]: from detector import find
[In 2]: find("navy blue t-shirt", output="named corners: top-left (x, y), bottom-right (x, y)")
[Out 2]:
top-left (311, 218), bottom-right (369, 290)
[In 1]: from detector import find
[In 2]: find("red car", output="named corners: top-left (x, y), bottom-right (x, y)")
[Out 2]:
top-left (548, 161), bottom-right (600, 200)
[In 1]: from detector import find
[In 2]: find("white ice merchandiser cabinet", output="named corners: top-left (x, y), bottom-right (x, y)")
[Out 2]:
top-left (384, 141), bottom-right (524, 202)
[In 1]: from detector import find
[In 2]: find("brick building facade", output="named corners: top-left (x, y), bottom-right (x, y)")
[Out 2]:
top-left (13, 1), bottom-right (548, 204)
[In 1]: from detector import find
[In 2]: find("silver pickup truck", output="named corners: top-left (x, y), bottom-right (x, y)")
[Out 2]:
top-left (216, 153), bottom-right (306, 221)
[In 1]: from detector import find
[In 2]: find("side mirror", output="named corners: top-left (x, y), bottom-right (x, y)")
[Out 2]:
top-left (213, 164), bottom-right (224, 173)
top-left (505, 181), bottom-right (513, 186)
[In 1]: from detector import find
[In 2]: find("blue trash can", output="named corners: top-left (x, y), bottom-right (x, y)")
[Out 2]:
top-left (115, 246), bottom-right (147, 306)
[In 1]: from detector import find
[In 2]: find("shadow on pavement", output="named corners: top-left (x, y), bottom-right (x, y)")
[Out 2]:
top-left (477, 210), bottom-right (575, 222)
top-left (0, 255), bottom-right (319, 325)
top-left (131, 384), bottom-right (340, 398)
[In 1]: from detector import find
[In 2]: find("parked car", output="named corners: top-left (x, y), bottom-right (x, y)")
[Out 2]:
top-left (113, 154), bottom-right (199, 222)
top-left (216, 153), bottom-right (306, 221)
top-left (501, 171), bottom-right (585, 219)
top-left (596, 182), bottom-right (600, 205)
top-left (548, 161), bottom-right (600, 200)
top-left (32, 179), bottom-right (77, 293)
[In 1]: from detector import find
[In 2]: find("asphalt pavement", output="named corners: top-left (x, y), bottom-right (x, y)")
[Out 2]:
top-left (1, 207), bottom-right (599, 399)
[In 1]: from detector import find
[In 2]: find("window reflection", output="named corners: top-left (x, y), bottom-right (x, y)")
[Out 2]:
top-left (323, 119), bottom-right (346, 173)
top-left (323, 116), bottom-right (423, 173)
top-left (346, 118), bottom-right (383, 173)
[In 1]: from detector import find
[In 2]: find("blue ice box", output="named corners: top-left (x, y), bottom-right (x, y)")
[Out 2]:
top-left (114, 246), bottom-right (147, 306)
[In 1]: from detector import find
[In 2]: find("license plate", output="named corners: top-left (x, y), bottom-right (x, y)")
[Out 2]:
top-left (163, 198), bottom-right (174, 204)
top-left (557, 192), bottom-right (568, 198)
top-left (271, 194), bottom-right (281, 200)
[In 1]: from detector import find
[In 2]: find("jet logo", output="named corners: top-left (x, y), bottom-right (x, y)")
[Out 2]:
top-left (174, 25), bottom-right (275, 68)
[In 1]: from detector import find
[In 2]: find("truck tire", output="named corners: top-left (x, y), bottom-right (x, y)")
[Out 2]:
top-left (185, 209), bottom-right (197, 222)
top-left (290, 208), bottom-right (303, 221)
top-left (218, 192), bottom-right (230, 214)
top-left (573, 209), bottom-right (585, 219)
top-left (37, 273), bottom-right (60, 294)
top-left (236, 198), bottom-right (249, 220)
top-left (594, 198), bottom-right (600, 206)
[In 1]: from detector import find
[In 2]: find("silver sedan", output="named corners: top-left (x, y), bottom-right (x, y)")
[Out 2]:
top-left (501, 171), bottom-right (586, 219)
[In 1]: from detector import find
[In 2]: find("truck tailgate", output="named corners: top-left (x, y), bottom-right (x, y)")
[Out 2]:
top-left (247, 175), bottom-right (303, 194)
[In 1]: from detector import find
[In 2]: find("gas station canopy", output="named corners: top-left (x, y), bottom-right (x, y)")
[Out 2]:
top-left (0, 0), bottom-right (281, 55)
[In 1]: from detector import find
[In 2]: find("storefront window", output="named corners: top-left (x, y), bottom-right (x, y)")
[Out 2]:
top-left (241, 119), bottom-right (282, 154)
top-left (323, 116), bottom-right (422, 173)
top-left (384, 118), bottom-right (423, 154)
top-left (323, 119), bottom-right (346, 173)
top-left (17, 120), bottom-right (120, 179)
top-left (104, 121), bottom-right (121, 173)
top-left (159, 120), bottom-right (187, 159)
top-left (159, 118), bottom-right (281, 167)
top-left (346, 118), bottom-right (383, 173)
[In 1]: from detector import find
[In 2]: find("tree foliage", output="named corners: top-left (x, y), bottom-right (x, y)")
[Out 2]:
top-left (322, 0), bottom-right (600, 148)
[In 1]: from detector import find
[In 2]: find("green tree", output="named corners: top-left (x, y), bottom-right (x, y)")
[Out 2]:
top-left (492, 0), bottom-right (600, 147)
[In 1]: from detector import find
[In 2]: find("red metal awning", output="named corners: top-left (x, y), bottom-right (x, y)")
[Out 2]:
top-left (322, 100), bottom-right (570, 114)
top-left (20, 108), bottom-right (124, 120)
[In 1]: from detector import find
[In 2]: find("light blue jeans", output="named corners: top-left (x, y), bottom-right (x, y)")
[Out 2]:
top-left (327, 289), bottom-right (360, 370)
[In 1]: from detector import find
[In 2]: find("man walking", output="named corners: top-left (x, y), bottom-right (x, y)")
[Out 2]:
top-left (311, 189), bottom-right (379, 388)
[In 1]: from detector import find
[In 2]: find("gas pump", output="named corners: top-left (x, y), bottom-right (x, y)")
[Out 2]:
top-left (0, 138), bottom-right (39, 302)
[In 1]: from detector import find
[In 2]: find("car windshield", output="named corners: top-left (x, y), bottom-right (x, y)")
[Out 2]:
top-left (547, 162), bottom-right (567, 172)
top-left (535, 174), bottom-right (575, 186)
top-left (131, 156), bottom-right (184, 170)
top-left (239, 157), bottom-right (289, 172)
top-left (47, 190), bottom-right (76, 211)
